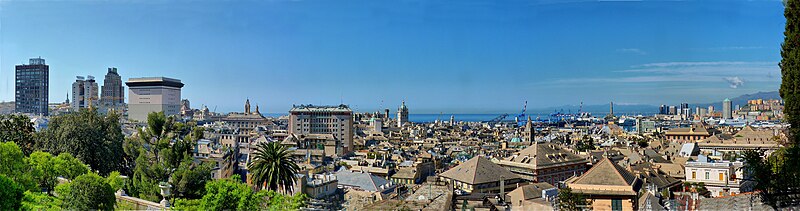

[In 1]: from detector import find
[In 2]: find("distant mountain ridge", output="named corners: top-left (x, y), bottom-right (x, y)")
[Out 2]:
top-left (694, 91), bottom-right (781, 110)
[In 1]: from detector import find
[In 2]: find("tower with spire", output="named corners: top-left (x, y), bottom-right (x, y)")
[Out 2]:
top-left (245, 99), bottom-right (251, 114)
top-left (397, 100), bottom-right (409, 127)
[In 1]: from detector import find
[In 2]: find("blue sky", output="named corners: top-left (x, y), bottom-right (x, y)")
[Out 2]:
top-left (0, 0), bottom-right (785, 114)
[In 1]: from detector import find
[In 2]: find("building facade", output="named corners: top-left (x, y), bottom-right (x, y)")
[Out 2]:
top-left (685, 161), bottom-right (752, 197)
top-left (289, 104), bottom-right (354, 157)
top-left (397, 101), bottom-right (409, 127)
top-left (71, 75), bottom-right (99, 110)
top-left (15, 58), bottom-right (49, 116)
top-left (126, 77), bottom-right (184, 122)
top-left (723, 98), bottom-right (733, 119)
top-left (101, 67), bottom-right (125, 106)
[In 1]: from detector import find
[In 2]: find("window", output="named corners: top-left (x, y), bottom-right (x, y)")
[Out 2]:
top-left (611, 199), bottom-right (622, 211)
top-left (719, 173), bottom-right (725, 181)
top-left (692, 171), bottom-right (696, 179)
top-left (705, 172), bottom-right (710, 180)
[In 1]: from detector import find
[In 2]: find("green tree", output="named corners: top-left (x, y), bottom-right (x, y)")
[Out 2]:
top-left (53, 152), bottom-right (89, 180)
top-left (557, 186), bottom-right (590, 211)
top-left (575, 135), bottom-right (595, 152)
top-left (59, 173), bottom-right (116, 211)
top-left (126, 112), bottom-right (210, 202)
top-left (0, 114), bottom-right (36, 155)
top-left (28, 151), bottom-right (57, 194)
top-left (0, 142), bottom-right (36, 190)
top-left (744, 0), bottom-right (800, 208)
top-left (37, 109), bottom-right (125, 175)
top-left (248, 141), bottom-right (300, 193)
top-left (0, 174), bottom-right (24, 211)
top-left (199, 175), bottom-right (267, 211)
top-left (20, 190), bottom-right (61, 211)
top-left (171, 157), bottom-right (213, 199)
top-left (106, 171), bottom-right (124, 192)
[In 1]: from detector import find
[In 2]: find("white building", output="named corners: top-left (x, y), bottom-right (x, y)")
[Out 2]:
top-left (289, 104), bottom-right (354, 157)
top-left (685, 160), bottom-right (753, 197)
top-left (71, 75), bottom-right (99, 110)
top-left (397, 101), bottom-right (409, 127)
top-left (126, 77), bottom-right (183, 122)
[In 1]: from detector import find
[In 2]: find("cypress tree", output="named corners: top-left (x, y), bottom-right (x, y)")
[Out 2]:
top-left (745, 0), bottom-right (800, 208)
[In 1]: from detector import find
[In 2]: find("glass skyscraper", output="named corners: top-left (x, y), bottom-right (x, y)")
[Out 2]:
top-left (15, 57), bottom-right (49, 116)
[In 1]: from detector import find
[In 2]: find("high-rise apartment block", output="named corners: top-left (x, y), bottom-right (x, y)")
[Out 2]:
top-left (15, 58), bottom-right (49, 116)
top-left (723, 98), bottom-right (733, 119)
top-left (126, 77), bottom-right (183, 122)
top-left (71, 76), bottom-right (99, 110)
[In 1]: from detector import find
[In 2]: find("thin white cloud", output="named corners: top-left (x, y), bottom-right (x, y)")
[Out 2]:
top-left (552, 61), bottom-right (780, 87)
top-left (692, 46), bottom-right (766, 51)
top-left (634, 61), bottom-right (773, 68)
top-left (617, 48), bottom-right (647, 55)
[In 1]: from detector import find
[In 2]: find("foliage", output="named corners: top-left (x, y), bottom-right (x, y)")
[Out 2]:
top-left (266, 191), bottom-right (308, 211)
top-left (174, 198), bottom-right (202, 210)
top-left (106, 171), bottom-right (125, 192)
top-left (20, 191), bottom-right (61, 211)
top-left (0, 174), bottom-right (24, 210)
top-left (557, 186), bottom-right (590, 211)
top-left (744, 0), bottom-right (800, 208)
top-left (126, 112), bottom-right (210, 202)
top-left (36, 109), bottom-right (125, 175)
top-left (171, 157), bottom-right (212, 199)
top-left (199, 175), bottom-right (268, 210)
top-left (54, 153), bottom-right (90, 180)
top-left (59, 173), bottom-right (116, 211)
top-left (0, 114), bottom-right (36, 155)
top-left (28, 151), bottom-right (57, 193)
top-left (575, 135), bottom-right (595, 152)
top-left (744, 147), bottom-right (800, 208)
top-left (248, 141), bottom-right (300, 193)
top-left (0, 142), bottom-right (36, 190)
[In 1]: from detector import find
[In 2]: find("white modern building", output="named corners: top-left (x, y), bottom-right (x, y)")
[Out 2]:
top-left (71, 75), bottom-right (99, 110)
top-left (126, 77), bottom-right (183, 122)
top-left (289, 104), bottom-right (354, 157)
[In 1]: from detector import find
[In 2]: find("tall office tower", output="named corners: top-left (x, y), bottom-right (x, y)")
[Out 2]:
top-left (289, 104), bottom-right (354, 156)
top-left (659, 104), bottom-right (667, 115)
top-left (723, 98), bottom-right (733, 119)
top-left (668, 106), bottom-right (677, 115)
top-left (101, 67), bottom-right (125, 106)
top-left (708, 105), bottom-right (714, 115)
top-left (15, 57), bottom-right (49, 116)
top-left (397, 101), bottom-right (409, 127)
top-left (126, 77), bottom-right (184, 122)
top-left (71, 76), bottom-right (99, 110)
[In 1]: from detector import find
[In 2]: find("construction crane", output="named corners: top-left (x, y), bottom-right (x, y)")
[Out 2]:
top-left (485, 114), bottom-right (508, 127)
top-left (515, 101), bottom-right (527, 126)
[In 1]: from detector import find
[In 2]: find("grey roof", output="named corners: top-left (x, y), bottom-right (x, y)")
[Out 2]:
top-left (440, 156), bottom-right (520, 185)
top-left (502, 143), bottom-right (586, 169)
top-left (334, 168), bottom-right (394, 192)
top-left (697, 193), bottom-right (772, 211)
top-left (639, 192), bottom-right (667, 211)
top-left (507, 182), bottom-right (555, 200)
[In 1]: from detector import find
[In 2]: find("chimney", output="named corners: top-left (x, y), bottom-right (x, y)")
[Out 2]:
top-left (500, 176), bottom-right (506, 203)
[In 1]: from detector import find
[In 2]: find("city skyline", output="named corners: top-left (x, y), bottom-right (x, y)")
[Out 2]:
top-left (0, 0), bottom-right (785, 113)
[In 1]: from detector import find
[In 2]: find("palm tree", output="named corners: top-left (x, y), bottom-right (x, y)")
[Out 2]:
top-left (248, 141), bottom-right (299, 193)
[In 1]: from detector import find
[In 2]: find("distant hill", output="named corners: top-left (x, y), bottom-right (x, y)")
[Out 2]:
top-left (694, 91), bottom-right (781, 109)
